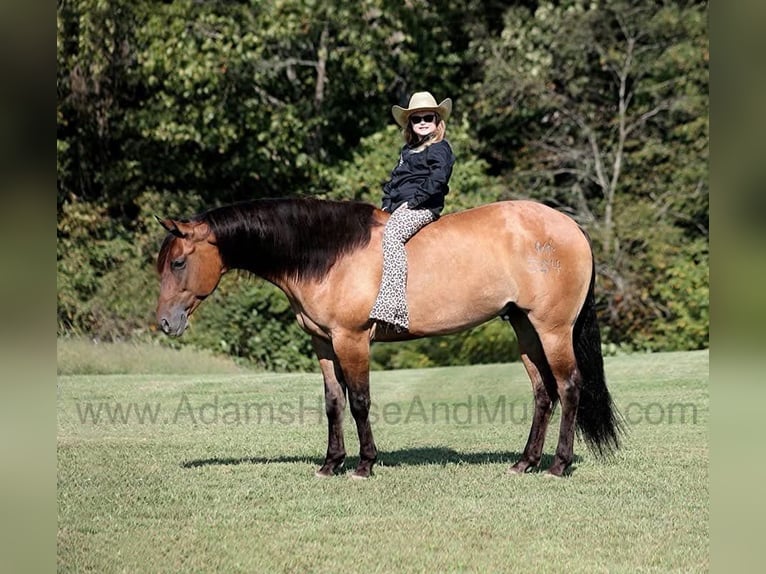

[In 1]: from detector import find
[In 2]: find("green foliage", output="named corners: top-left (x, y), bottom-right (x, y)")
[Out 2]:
top-left (126, 1), bottom-right (320, 200)
top-left (633, 240), bottom-right (709, 352)
top-left (183, 277), bottom-right (317, 372)
top-left (57, 196), bottom-right (138, 337)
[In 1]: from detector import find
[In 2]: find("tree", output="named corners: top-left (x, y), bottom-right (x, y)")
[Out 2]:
top-left (469, 0), bottom-right (708, 349)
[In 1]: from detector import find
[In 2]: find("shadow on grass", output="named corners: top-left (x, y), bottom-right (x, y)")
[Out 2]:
top-left (181, 455), bottom-right (319, 469)
top-left (181, 447), bottom-right (582, 474)
top-left (379, 447), bottom-right (521, 467)
top-left (378, 447), bottom-right (581, 474)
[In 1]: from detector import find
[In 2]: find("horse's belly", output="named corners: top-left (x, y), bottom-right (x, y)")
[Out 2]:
top-left (405, 250), bottom-right (518, 334)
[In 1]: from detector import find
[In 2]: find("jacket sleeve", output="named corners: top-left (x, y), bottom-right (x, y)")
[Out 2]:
top-left (408, 141), bottom-right (455, 209)
top-left (381, 181), bottom-right (392, 212)
top-left (381, 149), bottom-right (404, 211)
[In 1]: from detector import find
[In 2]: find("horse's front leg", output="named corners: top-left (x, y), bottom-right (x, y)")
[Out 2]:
top-left (332, 332), bottom-right (377, 479)
top-left (312, 336), bottom-right (347, 477)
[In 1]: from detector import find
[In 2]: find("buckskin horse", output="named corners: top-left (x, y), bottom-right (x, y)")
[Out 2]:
top-left (155, 198), bottom-right (622, 478)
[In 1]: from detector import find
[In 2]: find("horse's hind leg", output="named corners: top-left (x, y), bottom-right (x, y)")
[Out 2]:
top-left (539, 329), bottom-right (581, 477)
top-left (312, 337), bottom-right (347, 477)
top-left (506, 309), bottom-right (557, 474)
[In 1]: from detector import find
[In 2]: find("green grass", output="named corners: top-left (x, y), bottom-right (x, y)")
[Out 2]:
top-left (57, 338), bottom-right (243, 375)
top-left (57, 350), bottom-right (708, 573)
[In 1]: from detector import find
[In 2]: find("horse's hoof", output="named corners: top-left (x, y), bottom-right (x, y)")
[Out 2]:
top-left (315, 460), bottom-right (344, 478)
top-left (507, 462), bottom-right (534, 475)
top-left (349, 470), bottom-right (372, 480)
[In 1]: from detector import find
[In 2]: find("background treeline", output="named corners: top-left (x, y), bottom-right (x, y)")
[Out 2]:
top-left (57, 0), bottom-right (708, 371)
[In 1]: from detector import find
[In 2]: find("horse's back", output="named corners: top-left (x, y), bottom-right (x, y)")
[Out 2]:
top-left (426, 200), bottom-right (583, 242)
top-left (403, 200), bottom-right (593, 335)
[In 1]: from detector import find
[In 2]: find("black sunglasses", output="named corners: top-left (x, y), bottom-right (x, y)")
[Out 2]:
top-left (409, 113), bottom-right (437, 125)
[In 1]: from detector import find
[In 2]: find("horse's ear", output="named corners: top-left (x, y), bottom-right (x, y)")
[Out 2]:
top-left (155, 215), bottom-right (186, 238)
top-left (155, 215), bottom-right (212, 242)
top-left (191, 221), bottom-right (212, 242)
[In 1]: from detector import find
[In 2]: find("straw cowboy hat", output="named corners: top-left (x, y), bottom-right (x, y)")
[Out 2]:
top-left (392, 91), bottom-right (452, 128)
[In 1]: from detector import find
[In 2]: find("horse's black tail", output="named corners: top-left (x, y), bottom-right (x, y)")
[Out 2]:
top-left (574, 260), bottom-right (624, 456)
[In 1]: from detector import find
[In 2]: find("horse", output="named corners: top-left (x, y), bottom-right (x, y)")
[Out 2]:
top-left (155, 197), bottom-right (622, 478)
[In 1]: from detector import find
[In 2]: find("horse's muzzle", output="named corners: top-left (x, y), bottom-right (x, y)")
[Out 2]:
top-left (158, 309), bottom-right (188, 337)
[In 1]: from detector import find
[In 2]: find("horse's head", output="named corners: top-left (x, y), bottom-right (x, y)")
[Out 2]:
top-left (155, 217), bottom-right (225, 336)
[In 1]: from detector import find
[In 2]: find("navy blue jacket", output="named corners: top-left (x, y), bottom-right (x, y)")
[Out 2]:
top-left (381, 139), bottom-right (455, 216)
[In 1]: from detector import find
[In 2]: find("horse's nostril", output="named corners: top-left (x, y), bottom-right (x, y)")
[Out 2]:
top-left (160, 318), bottom-right (171, 334)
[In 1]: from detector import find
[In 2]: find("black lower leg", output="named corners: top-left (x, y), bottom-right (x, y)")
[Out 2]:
top-left (547, 374), bottom-right (580, 477)
top-left (348, 390), bottom-right (377, 478)
top-left (313, 337), bottom-right (347, 477)
top-left (317, 382), bottom-right (347, 476)
top-left (510, 393), bottom-right (554, 473)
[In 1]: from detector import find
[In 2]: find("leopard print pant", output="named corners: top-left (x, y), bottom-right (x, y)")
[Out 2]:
top-left (369, 205), bottom-right (436, 331)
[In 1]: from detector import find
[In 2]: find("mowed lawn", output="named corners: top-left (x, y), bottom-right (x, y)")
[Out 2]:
top-left (57, 350), bottom-right (708, 573)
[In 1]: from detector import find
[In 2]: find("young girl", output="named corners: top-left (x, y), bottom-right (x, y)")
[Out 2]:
top-left (369, 91), bottom-right (456, 332)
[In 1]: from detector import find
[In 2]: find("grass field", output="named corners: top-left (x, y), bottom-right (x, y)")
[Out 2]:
top-left (57, 348), bottom-right (708, 573)
top-left (57, 338), bottom-right (244, 375)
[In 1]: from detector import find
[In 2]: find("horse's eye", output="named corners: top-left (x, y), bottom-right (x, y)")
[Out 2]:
top-left (171, 258), bottom-right (186, 271)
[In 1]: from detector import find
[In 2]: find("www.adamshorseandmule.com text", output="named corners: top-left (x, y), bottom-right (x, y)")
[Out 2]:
top-left (70, 394), bottom-right (700, 427)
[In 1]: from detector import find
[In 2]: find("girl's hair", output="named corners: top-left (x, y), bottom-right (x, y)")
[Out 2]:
top-left (403, 114), bottom-right (447, 149)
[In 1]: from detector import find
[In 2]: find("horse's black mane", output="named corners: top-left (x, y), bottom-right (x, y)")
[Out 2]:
top-left (198, 197), bottom-right (380, 282)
